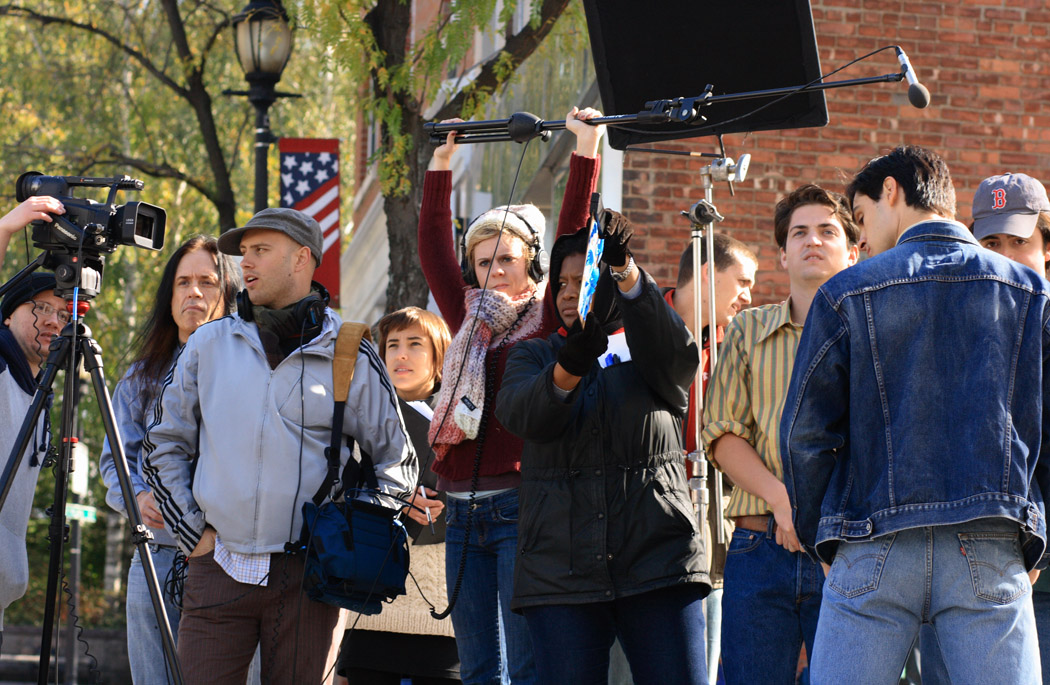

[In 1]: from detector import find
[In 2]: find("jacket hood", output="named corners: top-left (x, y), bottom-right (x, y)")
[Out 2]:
top-left (548, 226), bottom-right (622, 334)
top-left (0, 327), bottom-right (35, 395)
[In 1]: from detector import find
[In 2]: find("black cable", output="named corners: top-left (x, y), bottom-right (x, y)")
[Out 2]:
top-left (432, 292), bottom-right (535, 621)
top-left (609, 45), bottom-right (900, 139)
top-left (59, 569), bottom-right (102, 684)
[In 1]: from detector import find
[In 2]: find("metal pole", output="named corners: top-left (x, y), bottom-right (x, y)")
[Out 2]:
top-left (254, 104), bottom-right (271, 213)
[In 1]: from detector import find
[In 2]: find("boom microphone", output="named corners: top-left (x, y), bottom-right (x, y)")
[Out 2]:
top-left (895, 47), bottom-right (930, 109)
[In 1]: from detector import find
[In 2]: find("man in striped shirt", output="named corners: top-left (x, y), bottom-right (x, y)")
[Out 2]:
top-left (701, 185), bottom-right (859, 684)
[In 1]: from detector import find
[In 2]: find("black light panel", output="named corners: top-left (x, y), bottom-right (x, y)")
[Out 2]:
top-left (582, 0), bottom-right (828, 150)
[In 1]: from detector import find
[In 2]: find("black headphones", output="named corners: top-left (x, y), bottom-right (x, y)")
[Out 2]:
top-left (236, 281), bottom-right (331, 328)
top-left (460, 207), bottom-right (549, 288)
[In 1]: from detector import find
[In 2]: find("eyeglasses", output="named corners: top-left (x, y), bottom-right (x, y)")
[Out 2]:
top-left (26, 300), bottom-right (71, 325)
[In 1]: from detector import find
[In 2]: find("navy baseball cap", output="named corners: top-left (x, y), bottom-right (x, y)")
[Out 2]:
top-left (1, 273), bottom-right (58, 323)
top-left (972, 173), bottom-right (1050, 240)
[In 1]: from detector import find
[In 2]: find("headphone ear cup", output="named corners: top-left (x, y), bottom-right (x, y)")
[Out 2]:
top-left (532, 248), bottom-right (550, 282)
top-left (293, 294), bottom-right (326, 328)
top-left (236, 289), bottom-right (253, 322)
top-left (461, 253), bottom-right (478, 288)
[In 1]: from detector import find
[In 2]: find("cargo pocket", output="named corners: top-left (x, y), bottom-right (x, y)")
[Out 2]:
top-left (827, 533), bottom-right (895, 599)
top-left (958, 532), bottom-right (1028, 605)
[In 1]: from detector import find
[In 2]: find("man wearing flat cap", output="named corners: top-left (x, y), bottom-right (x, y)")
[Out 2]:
top-left (144, 208), bottom-right (417, 684)
top-left (0, 273), bottom-right (65, 653)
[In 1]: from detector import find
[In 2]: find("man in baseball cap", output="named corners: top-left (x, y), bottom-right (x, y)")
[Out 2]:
top-left (0, 272), bottom-right (63, 651)
top-left (972, 172), bottom-right (1050, 278)
top-left (143, 207), bottom-right (416, 683)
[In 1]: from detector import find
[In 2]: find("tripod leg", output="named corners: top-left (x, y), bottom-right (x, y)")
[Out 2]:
top-left (36, 330), bottom-right (77, 685)
top-left (80, 335), bottom-right (184, 685)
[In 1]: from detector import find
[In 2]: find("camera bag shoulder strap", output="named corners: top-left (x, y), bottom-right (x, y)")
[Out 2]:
top-left (311, 322), bottom-right (377, 506)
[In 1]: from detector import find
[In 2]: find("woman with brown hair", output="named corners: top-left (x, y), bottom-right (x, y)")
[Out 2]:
top-left (337, 306), bottom-right (461, 684)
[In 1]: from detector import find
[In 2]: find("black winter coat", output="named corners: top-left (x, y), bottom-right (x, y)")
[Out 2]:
top-left (496, 272), bottom-right (710, 611)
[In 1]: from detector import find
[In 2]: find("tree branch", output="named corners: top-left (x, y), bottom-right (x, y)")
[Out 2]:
top-left (434, 0), bottom-right (571, 122)
top-left (88, 145), bottom-right (216, 203)
top-left (0, 4), bottom-right (190, 99)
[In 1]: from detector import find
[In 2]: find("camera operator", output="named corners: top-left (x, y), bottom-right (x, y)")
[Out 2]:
top-left (98, 236), bottom-right (239, 683)
top-left (0, 272), bottom-right (65, 653)
top-left (143, 208), bottom-right (416, 684)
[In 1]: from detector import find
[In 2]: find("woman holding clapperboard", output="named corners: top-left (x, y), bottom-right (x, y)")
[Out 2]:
top-left (418, 107), bottom-right (604, 683)
top-left (496, 210), bottom-right (710, 685)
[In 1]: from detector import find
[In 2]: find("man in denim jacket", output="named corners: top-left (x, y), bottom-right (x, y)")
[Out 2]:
top-left (781, 146), bottom-right (1049, 683)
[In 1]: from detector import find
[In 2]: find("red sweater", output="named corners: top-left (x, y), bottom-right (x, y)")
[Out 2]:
top-left (419, 153), bottom-right (600, 488)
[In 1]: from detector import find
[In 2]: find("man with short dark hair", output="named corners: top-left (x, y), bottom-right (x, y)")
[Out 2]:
top-left (0, 273), bottom-right (64, 652)
top-left (144, 208), bottom-right (417, 684)
top-left (783, 146), bottom-right (1048, 683)
top-left (702, 185), bottom-right (858, 684)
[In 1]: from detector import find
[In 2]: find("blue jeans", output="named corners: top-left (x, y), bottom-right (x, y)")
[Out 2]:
top-left (127, 545), bottom-right (181, 684)
top-left (721, 521), bottom-right (824, 685)
top-left (812, 520), bottom-right (1040, 684)
top-left (445, 489), bottom-right (535, 684)
top-left (704, 588), bottom-right (723, 685)
top-left (1035, 590), bottom-right (1050, 684)
top-left (522, 584), bottom-right (707, 685)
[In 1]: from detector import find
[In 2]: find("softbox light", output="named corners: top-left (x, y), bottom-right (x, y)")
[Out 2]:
top-left (582, 0), bottom-right (828, 150)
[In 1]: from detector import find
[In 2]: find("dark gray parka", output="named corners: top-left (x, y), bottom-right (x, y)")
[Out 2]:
top-left (496, 270), bottom-right (709, 611)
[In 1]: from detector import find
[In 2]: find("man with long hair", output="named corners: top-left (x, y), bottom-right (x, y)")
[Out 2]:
top-left (98, 235), bottom-right (240, 683)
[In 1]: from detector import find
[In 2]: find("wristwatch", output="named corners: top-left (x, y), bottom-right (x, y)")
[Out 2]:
top-left (609, 255), bottom-right (635, 282)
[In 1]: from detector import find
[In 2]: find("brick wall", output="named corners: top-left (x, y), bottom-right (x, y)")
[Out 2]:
top-left (622, 0), bottom-right (1050, 305)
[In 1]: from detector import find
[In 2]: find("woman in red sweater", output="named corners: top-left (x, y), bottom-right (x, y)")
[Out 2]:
top-left (419, 107), bottom-right (603, 684)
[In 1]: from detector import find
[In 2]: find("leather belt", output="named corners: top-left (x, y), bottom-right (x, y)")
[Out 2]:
top-left (734, 514), bottom-right (772, 533)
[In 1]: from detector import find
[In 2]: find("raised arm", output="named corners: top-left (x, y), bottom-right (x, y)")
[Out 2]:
top-left (419, 121), bottom-right (468, 331)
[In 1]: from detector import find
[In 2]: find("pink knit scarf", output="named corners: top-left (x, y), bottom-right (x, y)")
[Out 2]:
top-left (429, 285), bottom-right (543, 458)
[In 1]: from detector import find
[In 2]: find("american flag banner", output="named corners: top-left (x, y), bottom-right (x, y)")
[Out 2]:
top-left (278, 138), bottom-right (341, 308)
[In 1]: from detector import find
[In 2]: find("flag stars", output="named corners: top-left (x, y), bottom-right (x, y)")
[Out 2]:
top-left (296, 179), bottom-right (311, 194)
top-left (299, 160), bottom-right (314, 175)
top-left (283, 156), bottom-right (298, 170)
top-left (318, 152), bottom-right (331, 164)
top-left (314, 168), bottom-right (329, 184)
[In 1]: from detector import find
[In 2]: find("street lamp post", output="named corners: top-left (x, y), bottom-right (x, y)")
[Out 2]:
top-left (226, 0), bottom-right (299, 214)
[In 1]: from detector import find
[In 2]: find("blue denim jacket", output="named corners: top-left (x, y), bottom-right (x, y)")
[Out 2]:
top-left (781, 219), bottom-right (1050, 570)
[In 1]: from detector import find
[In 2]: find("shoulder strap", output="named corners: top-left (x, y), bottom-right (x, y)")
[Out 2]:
top-left (312, 322), bottom-right (374, 506)
top-left (333, 323), bottom-right (371, 402)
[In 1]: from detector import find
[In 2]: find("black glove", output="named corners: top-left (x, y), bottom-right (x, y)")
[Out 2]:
top-left (557, 313), bottom-right (608, 377)
top-left (600, 209), bottom-right (634, 267)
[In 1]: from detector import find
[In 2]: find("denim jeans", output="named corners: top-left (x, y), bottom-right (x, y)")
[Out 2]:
top-left (522, 584), bottom-right (707, 685)
top-left (720, 521), bottom-right (824, 685)
top-left (704, 588), bottom-right (723, 685)
top-left (812, 520), bottom-right (1040, 684)
top-left (127, 545), bottom-right (181, 684)
top-left (1034, 590), bottom-right (1050, 684)
top-left (445, 489), bottom-right (535, 684)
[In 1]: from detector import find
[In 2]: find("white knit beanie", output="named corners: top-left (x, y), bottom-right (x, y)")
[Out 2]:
top-left (464, 204), bottom-right (546, 262)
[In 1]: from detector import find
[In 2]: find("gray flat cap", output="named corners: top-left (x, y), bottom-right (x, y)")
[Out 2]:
top-left (218, 207), bottom-right (323, 266)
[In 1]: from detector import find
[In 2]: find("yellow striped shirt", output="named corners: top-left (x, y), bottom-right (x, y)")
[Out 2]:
top-left (701, 300), bottom-right (802, 519)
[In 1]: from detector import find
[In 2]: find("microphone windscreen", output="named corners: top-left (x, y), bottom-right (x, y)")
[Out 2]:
top-left (908, 83), bottom-right (931, 109)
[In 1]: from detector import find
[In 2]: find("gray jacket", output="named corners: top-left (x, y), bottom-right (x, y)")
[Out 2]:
top-left (143, 309), bottom-right (417, 555)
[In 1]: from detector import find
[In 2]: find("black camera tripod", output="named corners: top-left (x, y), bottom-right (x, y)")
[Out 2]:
top-left (0, 262), bottom-right (183, 685)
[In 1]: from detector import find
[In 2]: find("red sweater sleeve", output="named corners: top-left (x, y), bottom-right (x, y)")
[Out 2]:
top-left (540, 152), bottom-right (602, 332)
top-left (418, 170), bottom-right (467, 332)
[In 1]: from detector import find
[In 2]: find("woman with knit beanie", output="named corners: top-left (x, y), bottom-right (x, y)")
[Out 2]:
top-left (418, 106), bottom-right (604, 684)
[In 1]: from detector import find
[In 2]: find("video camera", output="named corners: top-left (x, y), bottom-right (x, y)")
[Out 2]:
top-left (15, 172), bottom-right (166, 299)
